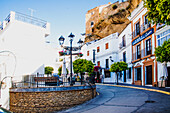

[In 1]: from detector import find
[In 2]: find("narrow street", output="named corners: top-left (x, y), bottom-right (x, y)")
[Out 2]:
top-left (58, 85), bottom-right (170, 113)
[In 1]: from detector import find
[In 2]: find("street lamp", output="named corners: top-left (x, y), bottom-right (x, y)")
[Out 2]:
top-left (109, 56), bottom-right (114, 62)
top-left (77, 39), bottom-right (84, 52)
top-left (58, 33), bottom-right (75, 86)
top-left (59, 35), bottom-right (65, 46)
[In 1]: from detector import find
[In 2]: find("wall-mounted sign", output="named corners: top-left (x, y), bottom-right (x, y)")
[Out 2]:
top-left (132, 28), bottom-right (154, 45)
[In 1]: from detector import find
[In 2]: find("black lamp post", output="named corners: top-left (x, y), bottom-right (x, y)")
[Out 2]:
top-left (59, 33), bottom-right (75, 86)
top-left (68, 33), bottom-right (75, 86)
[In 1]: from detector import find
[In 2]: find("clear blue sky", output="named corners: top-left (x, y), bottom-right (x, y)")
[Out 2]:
top-left (0, 0), bottom-right (118, 47)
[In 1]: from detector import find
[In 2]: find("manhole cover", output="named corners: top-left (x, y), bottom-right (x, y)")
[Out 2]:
top-left (145, 100), bottom-right (155, 103)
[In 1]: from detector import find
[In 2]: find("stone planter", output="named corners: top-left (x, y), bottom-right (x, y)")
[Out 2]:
top-left (10, 85), bottom-right (96, 113)
top-left (158, 80), bottom-right (166, 87)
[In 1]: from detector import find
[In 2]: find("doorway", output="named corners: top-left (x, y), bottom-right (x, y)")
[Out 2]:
top-left (146, 65), bottom-right (152, 85)
top-left (136, 67), bottom-right (141, 80)
top-left (124, 70), bottom-right (126, 82)
top-left (167, 67), bottom-right (170, 86)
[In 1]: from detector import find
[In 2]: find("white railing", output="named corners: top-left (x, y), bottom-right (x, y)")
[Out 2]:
top-left (15, 12), bottom-right (47, 28)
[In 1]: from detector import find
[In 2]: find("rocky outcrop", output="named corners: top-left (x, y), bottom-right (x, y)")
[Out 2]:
top-left (85, 0), bottom-right (142, 43)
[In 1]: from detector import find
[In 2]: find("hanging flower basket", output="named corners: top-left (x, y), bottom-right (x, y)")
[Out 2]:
top-left (77, 52), bottom-right (83, 57)
top-left (59, 51), bottom-right (67, 56)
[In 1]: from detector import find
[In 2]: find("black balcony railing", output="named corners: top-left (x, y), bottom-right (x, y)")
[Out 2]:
top-left (141, 23), bottom-right (151, 32)
top-left (119, 42), bottom-right (126, 49)
top-left (132, 46), bottom-right (152, 61)
top-left (133, 23), bottom-right (151, 38)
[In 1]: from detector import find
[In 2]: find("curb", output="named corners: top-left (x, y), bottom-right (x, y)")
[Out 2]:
top-left (96, 83), bottom-right (170, 95)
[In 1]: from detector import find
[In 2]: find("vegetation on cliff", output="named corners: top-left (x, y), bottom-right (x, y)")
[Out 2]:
top-left (85, 0), bottom-right (141, 42)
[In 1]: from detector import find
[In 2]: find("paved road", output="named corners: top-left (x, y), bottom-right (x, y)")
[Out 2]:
top-left (58, 85), bottom-right (170, 113)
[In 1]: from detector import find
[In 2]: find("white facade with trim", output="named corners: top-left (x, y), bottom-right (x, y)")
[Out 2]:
top-left (82, 33), bottom-right (119, 83)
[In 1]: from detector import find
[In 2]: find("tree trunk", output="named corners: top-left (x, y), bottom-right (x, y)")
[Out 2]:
top-left (116, 72), bottom-right (119, 85)
top-left (81, 73), bottom-right (83, 85)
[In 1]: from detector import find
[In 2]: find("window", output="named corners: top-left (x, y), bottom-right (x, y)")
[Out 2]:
top-left (143, 14), bottom-right (150, 31)
top-left (91, 21), bottom-right (94, 27)
top-left (87, 51), bottom-right (89, 56)
top-left (136, 44), bottom-right (141, 59)
top-left (105, 43), bottom-right (109, 49)
top-left (106, 59), bottom-right (109, 68)
top-left (144, 15), bottom-right (148, 25)
top-left (92, 28), bottom-right (94, 32)
top-left (97, 46), bottom-right (100, 53)
top-left (123, 52), bottom-right (126, 62)
top-left (157, 29), bottom-right (170, 46)
top-left (146, 38), bottom-right (151, 56)
top-left (135, 22), bottom-right (140, 36)
top-left (122, 35), bottom-right (126, 47)
top-left (128, 68), bottom-right (131, 79)
top-left (97, 61), bottom-right (100, 67)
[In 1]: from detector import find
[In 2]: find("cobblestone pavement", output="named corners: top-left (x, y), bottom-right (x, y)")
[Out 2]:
top-left (57, 84), bottom-right (170, 113)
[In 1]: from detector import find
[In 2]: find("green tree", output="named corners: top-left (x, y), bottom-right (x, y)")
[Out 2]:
top-left (73, 59), bottom-right (94, 84)
top-left (155, 39), bottom-right (170, 75)
top-left (110, 61), bottom-right (128, 85)
top-left (45, 66), bottom-right (54, 75)
top-left (58, 66), bottom-right (68, 76)
top-left (143, 0), bottom-right (170, 25)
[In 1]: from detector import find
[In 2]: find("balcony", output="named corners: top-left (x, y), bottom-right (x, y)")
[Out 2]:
top-left (133, 23), bottom-right (151, 38)
top-left (15, 12), bottom-right (47, 28)
top-left (0, 11), bottom-right (50, 36)
top-left (0, 12), bottom-right (48, 30)
top-left (119, 41), bottom-right (126, 49)
top-left (132, 46), bottom-right (152, 61)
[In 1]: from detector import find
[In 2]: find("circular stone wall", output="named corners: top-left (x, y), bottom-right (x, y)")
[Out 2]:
top-left (10, 85), bottom-right (96, 113)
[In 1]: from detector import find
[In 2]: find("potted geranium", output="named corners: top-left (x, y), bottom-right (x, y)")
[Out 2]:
top-left (59, 51), bottom-right (66, 56)
top-left (77, 52), bottom-right (83, 57)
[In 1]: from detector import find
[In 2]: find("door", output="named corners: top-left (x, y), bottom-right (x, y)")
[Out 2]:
top-left (167, 67), bottom-right (170, 86)
top-left (137, 67), bottom-right (141, 80)
top-left (146, 65), bottom-right (152, 85)
top-left (124, 70), bottom-right (126, 82)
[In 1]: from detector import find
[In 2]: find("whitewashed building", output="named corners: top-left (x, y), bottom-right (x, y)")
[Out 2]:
top-left (118, 24), bottom-right (132, 84)
top-left (155, 25), bottom-right (170, 87)
top-left (129, 1), bottom-right (158, 86)
top-left (82, 33), bottom-right (119, 83)
top-left (0, 11), bottom-right (52, 109)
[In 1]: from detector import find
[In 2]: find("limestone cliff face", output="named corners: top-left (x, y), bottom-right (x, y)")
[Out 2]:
top-left (85, 0), bottom-right (142, 43)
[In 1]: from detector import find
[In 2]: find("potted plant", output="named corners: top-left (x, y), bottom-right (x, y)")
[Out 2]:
top-left (59, 51), bottom-right (67, 56)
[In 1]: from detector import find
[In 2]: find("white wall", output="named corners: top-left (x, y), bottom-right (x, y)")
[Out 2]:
top-left (118, 23), bottom-right (132, 84)
top-left (82, 33), bottom-right (119, 83)
top-left (0, 11), bottom-right (54, 109)
top-left (155, 25), bottom-right (170, 81)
